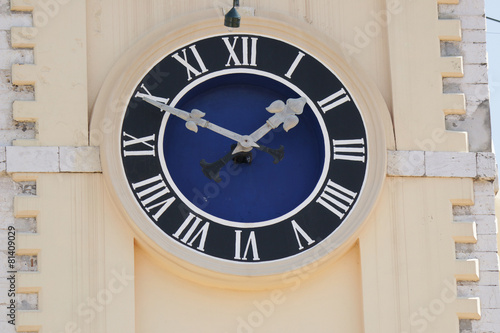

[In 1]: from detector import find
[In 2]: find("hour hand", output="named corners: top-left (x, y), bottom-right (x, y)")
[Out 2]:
top-left (249, 97), bottom-right (307, 144)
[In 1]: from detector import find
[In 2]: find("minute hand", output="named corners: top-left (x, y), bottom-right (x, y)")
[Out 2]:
top-left (249, 97), bottom-right (307, 143)
top-left (136, 92), bottom-right (259, 150)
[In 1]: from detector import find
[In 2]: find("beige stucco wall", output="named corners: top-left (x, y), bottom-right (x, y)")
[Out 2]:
top-left (135, 244), bottom-right (364, 332)
top-left (86, 0), bottom-right (393, 117)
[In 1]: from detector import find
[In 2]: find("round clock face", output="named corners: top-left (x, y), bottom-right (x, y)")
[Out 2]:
top-left (120, 34), bottom-right (368, 270)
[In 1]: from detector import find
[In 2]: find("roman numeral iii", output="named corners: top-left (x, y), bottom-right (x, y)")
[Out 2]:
top-left (332, 138), bottom-right (366, 163)
top-left (316, 180), bottom-right (357, 219)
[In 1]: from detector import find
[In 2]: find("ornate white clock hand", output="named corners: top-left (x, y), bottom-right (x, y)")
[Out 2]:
top-left (136, 92), bottom-right (259, 150)
top-left (249, 97), bottom-right (307, 143)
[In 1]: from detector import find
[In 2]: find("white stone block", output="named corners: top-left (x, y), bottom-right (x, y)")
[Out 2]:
top-left (0, 13), bottom-right (32, 30)
top-left (439, 1), bottom-right (485, 16)
top-left (477, 152), bottom-right (497, 180)
top-left (425, 152), bottom-right (476, 177)
top-left (443, 67), bottom-right (488, 85)
top-left (0, 177), bottom-right (17, 212)
top-left (462, 42), bottom-right (487, 65)
top-left (16, 292), bottom-right (38, 310)
top-left (475, 215), bottom-right (499, 236)
top-left (478, 252), bottom-right (499, 272)
top-left (387, 150), bottom-right (425, 176)
top-left (456, 251), bottom-right (499, 272)
top-left (6, 146), bottom-right (59, 172)
top-left (460, 15), bottom-right (487, 30)
top-left (465, 92), bottom-right (489, 111)
top-left (0, 70), bottom-right (35, 105)
top-left (462, 64), bottom-right (489, 84)
top-left (457, 285), bottom-right (500, 309)
top-left (460, 83), bottom-right (489, 107)
top-left (472, 309), bottom-right (500, 331)
top-left (477, 271), bottom-right (500, 286)
top-left (473, 234), bottom-right (499, 252)
top-left (454, 182), bottom-right (496, 215)
top-left (0, 49), bottom-right (33, 70)
top-left (0, 212), bottom-right (14, 229)
top-left (454, 215), bottom-right (498, 235)
top-left (60, 146), bottom-right (102, 172)
top-left (0, 322), bottom-right (16, 333)
top-left (472, 181), bottom-right (497, 214)
top-left (0, 232), bottom-right (7, 252)
top-left (0, 129), bottom-right (36, 146)
top-left (462, 29), bottom-right (487, 43)
top-left (0, 30), bottom-right (9, 49)
top-left (0, 146), bottom-right (5, 174)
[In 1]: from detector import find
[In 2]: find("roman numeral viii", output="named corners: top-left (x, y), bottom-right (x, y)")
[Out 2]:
top-left (131, 175), bottom-right (175, 221)
top-left (316, 180), bottom-right (357, 219)
top-left (222, 36), bottom-right (258, 67)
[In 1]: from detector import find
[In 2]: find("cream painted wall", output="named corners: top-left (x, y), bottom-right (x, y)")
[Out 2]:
top-left (135, 243), bottom-right (364, 332)
top-left (86, 0), bottom-right (392, 116)
top-left (84, 0), bottom-right (480, 331)
top-left (129, 177), bottom-right (472, 333)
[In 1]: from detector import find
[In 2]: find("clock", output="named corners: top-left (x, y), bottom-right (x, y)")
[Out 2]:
top-left (97, 25), bottom-right (387, 278)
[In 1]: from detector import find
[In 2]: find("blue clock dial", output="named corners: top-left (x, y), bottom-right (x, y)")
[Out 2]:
top-left (162, 73), bottom-right (325, 223)
top-left (120, 34), bottom-right (368, 263)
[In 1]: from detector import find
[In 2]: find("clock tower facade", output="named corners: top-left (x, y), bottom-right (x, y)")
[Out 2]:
top-left (0, 1), bottom-right (499, 332)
